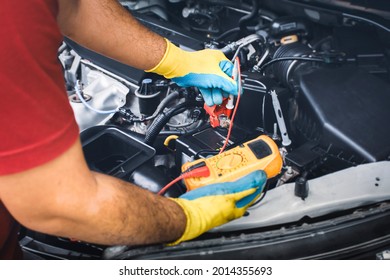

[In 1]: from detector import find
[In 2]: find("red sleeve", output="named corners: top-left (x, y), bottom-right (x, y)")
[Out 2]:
top-left (0, 0), bottom-right (79, 175)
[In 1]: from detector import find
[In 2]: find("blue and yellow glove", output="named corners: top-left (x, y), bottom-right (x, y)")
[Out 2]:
top-left (146, 39), bottom-right (237, 106)
top-left (169, 170), bottom-right (267, 245)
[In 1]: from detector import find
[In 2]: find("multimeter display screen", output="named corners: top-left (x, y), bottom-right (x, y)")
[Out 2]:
top-left (248, 140), bottom-right (272, 159)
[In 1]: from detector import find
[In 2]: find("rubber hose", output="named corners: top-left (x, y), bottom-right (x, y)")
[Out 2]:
top-left (239, 0), bottom-right (259, 34)
top-left (144, 101), bottom-right (196, 145)
top-left (272, 42), bottom-right (313, 86)
top-left (215, 27), bottom-right (240, 41)
top-left (149, 90), bottom-right (180, 120)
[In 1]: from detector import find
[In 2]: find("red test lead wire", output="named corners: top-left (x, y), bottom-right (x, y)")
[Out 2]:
top-left (157, 165), bottom-right (210, 196)
top-left (219, 57), bottom-right (242, 154)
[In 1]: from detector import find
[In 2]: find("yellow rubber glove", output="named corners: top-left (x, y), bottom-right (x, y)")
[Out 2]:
top-left (146, 39), bottom-right (237, 106)
top-left (169, 170), bottom-right (267, 245)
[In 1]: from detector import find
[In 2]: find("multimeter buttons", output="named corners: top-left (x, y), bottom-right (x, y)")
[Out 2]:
top-left (216, 154), bottom-right (243, 170)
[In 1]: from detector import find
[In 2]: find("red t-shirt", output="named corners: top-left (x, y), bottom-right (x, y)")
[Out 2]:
top-left (0, 0), bottom-right (79, 259)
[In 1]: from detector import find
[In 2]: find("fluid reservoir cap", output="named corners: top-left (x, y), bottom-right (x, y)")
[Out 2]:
top-left (216, 154), bottom-right (243, 170)
top-left (138, 78), bottom-right (153, 96)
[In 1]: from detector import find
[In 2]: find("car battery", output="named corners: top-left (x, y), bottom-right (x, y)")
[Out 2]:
top-left (175, 125), bottom-right (256, 167)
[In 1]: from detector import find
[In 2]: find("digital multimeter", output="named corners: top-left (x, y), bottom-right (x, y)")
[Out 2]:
top-left (181, 135), bottom-right (283, 191)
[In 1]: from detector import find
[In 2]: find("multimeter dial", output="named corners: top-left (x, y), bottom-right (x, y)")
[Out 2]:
top-left (216, 153), bottom-right (243, 170)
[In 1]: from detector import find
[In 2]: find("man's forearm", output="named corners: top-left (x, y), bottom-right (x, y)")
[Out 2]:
top-left (57, 0), bottom-right (166, 70)
top-left (0, 139), bottom-right (186, 246)
top-left (67, 171), bottom-right (187, 245)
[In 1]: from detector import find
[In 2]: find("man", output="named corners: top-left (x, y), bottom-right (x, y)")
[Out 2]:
top-left (0, 0), bottom-right (265, 259)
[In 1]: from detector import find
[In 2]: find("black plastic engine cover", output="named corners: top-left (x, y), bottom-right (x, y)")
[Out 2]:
top-left (293, 65), bottom-right (390, 163)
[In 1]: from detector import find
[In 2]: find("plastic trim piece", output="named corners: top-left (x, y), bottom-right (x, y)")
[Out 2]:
top-left (216, 161), bottom-right (390, 231)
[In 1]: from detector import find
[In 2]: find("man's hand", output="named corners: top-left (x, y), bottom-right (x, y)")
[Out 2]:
top-left (169, 170), bottom-right (267, 245)
top-left (147, 39), bottom-right (238, 106)
top-left (58, 2), bottom-right (236, 106)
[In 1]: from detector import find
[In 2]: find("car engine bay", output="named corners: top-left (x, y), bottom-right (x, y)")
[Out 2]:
top-left (20, 0), bottom-right (390, 259)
